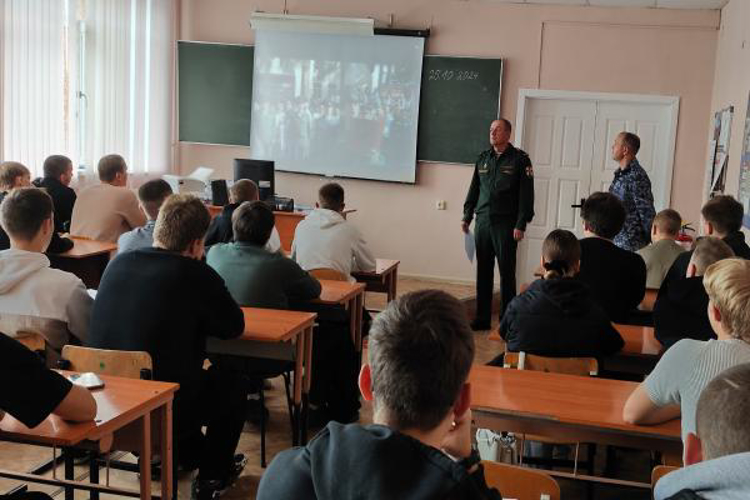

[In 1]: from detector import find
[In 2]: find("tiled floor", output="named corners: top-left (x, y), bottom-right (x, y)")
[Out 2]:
top-left (0, 277), bottom-right (652, 499)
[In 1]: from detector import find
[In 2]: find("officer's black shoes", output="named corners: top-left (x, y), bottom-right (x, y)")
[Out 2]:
top-left (469, 319), bottom-right (491, 331)
top-left (191, 454), bottom-right (248, 500)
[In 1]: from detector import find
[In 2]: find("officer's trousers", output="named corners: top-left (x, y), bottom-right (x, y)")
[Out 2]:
top-left (474, 216), bottom-right (517, 325)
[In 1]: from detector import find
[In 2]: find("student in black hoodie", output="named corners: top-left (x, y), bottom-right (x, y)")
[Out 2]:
top-left (577, 192), bottom-right (647, 323)
top-left (663, 195), bottom-right (750, 287)
top-left (0, 161), bottom-right (73, 253)
top-left (654, 237), bottom-right (734, 349)
top-left (257, 290), bottom-right (502, 500)
top-left (33, 155), bottom-right (77, 233)
top-left (500, 229), bottom-right (624, 358)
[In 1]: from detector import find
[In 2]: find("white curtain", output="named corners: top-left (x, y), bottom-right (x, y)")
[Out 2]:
top-left (0, 0), bottom-right (70, 176)
top-left (0, 0), bottom-right (174, 177)
top-left (79, 0), bottom-right (174, 175)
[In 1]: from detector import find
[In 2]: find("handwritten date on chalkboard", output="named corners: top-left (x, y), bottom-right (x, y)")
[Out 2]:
top-left (427, 69), bottom-right (480, 82)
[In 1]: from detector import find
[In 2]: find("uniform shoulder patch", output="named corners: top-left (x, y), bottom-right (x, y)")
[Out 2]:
top-left (525, 165), bottom-right (534, 178)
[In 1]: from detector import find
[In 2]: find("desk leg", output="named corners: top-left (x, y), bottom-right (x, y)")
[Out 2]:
top-left (160, 401), bottom-right (173, 500)
top-left (64, 448), bottom-right (74, 500)
top-left (293, 331), bottom-right (305, 446)
top-left (389, 268), bottom-right (398, 303)
top-left (301, 325), bottom-right (314, 445)
top-left (139, 415), bottom-right (152, 500)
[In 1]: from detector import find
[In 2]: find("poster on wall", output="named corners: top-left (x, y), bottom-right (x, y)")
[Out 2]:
top-left (739, 93), bottom-right (750, 228)
top-left (708, 106), bottom-right (734, 197)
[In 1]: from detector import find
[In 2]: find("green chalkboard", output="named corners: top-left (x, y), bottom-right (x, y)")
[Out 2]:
top-left (417, 56), bottom-right (503, 164)
top-left (178, 41), bottom-right (254, 146)
top-left (177, 42), bottom-right (502, 164)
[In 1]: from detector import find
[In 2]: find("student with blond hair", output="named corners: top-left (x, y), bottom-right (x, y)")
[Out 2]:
top-left (637, 208), bottom-right (686, 289)
top-left (624, 258), bottom-right (750, 445)
top-left (499, 229), bottom-right (623, 358)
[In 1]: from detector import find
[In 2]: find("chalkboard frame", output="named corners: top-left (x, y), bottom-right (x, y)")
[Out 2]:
top-left (417, 54), bottom-right (504, 166)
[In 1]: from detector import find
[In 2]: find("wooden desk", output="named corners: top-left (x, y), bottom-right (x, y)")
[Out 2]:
top-left (314, 280), bottom-right (367, 353)
top-left (470, 365), bottom-right (681, 488)
top-left (0, 374), bottom-right (178, 500)
top-left (352, 259), bottom-right (400, 304)
top-left (207, 205), bottom-right (355, 253)
top-left (207, 307), bottom-right (316, 445)
top-left (48, 238), bottom-right (118, 288)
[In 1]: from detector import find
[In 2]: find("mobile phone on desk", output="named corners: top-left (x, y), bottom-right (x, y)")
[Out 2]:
top-left (68, 372), bottom-right (105, 390)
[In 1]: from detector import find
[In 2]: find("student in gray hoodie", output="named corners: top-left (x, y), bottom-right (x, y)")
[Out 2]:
top-left (655, 362), bottom-right (750, 500)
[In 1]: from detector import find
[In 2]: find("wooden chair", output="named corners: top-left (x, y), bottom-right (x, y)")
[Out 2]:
top-left (652, 465), bottom-right (679, 494)
top-left (14, 331), bottom-right (47, 359)
top-left (503, 351), bottom-right (598, 475)
top-left (308, 268), bottom-right (348, 281)
top-left (482, 461), bottom-right (560, 500)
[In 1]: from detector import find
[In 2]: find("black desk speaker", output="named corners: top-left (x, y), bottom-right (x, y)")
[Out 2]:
top-left (211, 180), bottom-right (229, 206)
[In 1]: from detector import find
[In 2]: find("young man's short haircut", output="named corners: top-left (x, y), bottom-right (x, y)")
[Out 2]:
top-left (701, 195), bottom-right (744, 235)
top-left (318, 182), bottom-right (345, 211)
top-left (43, 155), bottom-right (73, 179)
top-left (368, 289), bottom-right (475, 431)
top-left (230, 179), bottom-right (259, 204)
top-left (620, 132), bottom-right (641, 155)
top-left (695, 363), bottom-right (750, 460)
top-left (703, 258), bottom-right (750, 343)
top-left (0, 161), bottom-right (30, 190)
top-left (689, 237), bottom-right (734, 275)
top-left (232, 200), bottom-right (274, 246)
top-left (653, 209), bottom-right (682, 236)
top-left (581, 192), bottom-right (626, 240)
top-left (138, 179), bottom-right (173, 220)
top-left (97, 154), bottom-right (127, 183)
top-left (0, 187), bottom-right (53, 241)
top-left (153, 194), bottom-right (210, 253)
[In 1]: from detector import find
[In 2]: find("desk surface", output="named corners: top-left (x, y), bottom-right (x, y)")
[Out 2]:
top-left (0, 374), bottom-right (178, 447)
top-left (52, 238), bottom-right (118, 259)
top-left (240, 307), bottom-right (317, 343)
top-left (470, 365), bottom-right (680, 441)
top-left (316, 280), bottom-right (366, 304)
top-left (614, 324), bottom-right (662, 356)
top-left (352, 259), bottom-right (400, 277)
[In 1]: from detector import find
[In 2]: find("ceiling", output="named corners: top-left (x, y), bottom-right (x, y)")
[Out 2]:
top-left (485, 0), bottom-right (729, 9)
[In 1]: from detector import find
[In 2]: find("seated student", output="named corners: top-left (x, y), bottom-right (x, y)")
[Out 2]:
top-left (637, 208), bottom-right (686, 289)
top-left (663, 195), bottom-right (750, 287)
top-left (500, 229), bottom-right (624, 358)
top-left (205, 179), bottom-right (281, 252)
top-left (0, 162), bottom-right (73, 253)
top-left (33, 155), bottom-right (77, 233)
top-left (292, 182), bottom-right (376, 280)
top-left (623, 258), bottom-right (750, 445)
top-left (577, 192), bottom-right (647, 323)
top-left (654, 237), bottom-right (734, 350)
top-left (87, 194), bottom-right (246, 500)
top-left (654, 363), bottom-right (750, 500)
top-left (207, 201), bottom-right (320, 308)
top-left (70, 154), bottom-right (146, 242)
top-left (117, 179), bottom-right (173, 254)
top-left (0, 188), bottom-right (92, 352)
top-left (257, 290), bottom-right (503, 500)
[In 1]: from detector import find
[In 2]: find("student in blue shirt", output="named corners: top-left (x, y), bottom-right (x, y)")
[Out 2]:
top-left (117, 179), bottom-right (172, 254)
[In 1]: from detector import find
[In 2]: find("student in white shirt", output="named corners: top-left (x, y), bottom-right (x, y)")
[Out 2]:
top-left (70, 154), bottom-right (146, 242)
top-left (292, 182), bottom-right (375, 280)
top-left (0, 188), bottom-right (93, 352)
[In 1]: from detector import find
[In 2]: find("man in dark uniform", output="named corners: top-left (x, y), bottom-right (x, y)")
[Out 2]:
top-left (462, 119), bottom-right (534, 331)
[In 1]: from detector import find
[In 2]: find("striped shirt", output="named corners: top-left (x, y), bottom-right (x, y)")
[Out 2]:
top-left (645, 337), bottom-right (750, 441)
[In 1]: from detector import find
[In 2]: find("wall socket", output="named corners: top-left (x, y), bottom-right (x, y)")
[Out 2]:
top-left (436, 200), bottom-right (447, 210)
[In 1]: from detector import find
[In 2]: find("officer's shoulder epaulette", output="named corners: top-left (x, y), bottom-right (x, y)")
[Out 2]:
top-left (516, 148), bottom-right (530, 158)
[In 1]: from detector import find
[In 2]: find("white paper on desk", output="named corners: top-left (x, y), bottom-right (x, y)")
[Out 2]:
top-left (87, 289), bottom-right (97, 299)
top-left (187, 166), bottom-right (214, 183)
top-left (464, 231), bottom-right (475, 263)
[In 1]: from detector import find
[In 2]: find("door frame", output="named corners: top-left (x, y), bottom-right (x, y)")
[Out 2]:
top-left (514, 88), bottom-right (680, 208)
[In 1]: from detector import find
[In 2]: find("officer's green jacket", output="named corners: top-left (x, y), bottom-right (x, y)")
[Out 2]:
top-left (462, 144), bottom-right (535, 230)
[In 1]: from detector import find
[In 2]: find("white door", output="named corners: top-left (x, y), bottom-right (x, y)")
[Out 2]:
top-left (516, 98), bottom-right (597, 286)
top-left (515, 90), bottom-right (679, 286)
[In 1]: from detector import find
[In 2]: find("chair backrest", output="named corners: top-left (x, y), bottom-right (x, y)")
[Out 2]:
top-left (504, 351), bottom-right (598, 377)
top-left (651, 465), bottom-right (679, 491)
top-left (14, 331), bottom-right (46, 354)
top-left (482, 461), bottom-right (560, 500)
top-left (61, 345), bottom-right (153, 380)
top-left (308, 268), bottom-right (347, 281)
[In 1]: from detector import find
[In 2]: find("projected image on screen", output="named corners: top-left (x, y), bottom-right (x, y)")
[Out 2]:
top-left (250, 31), bottom-right (425, 183)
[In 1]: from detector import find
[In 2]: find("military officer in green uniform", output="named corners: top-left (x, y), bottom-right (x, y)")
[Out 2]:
top-left (461, 119), bottom-right (535, 330)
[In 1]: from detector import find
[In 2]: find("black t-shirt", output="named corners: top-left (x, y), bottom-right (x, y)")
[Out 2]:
top-left (0, 333), bottom-right (72, 428)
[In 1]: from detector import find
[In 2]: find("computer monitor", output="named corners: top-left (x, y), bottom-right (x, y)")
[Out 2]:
top-left (233, 159), bottom-right (274, 202)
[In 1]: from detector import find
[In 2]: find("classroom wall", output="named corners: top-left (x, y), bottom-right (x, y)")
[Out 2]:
top-left (708, 0), bottom-right (750, 202)
top-left (177, 0), bottom-right (719, 282)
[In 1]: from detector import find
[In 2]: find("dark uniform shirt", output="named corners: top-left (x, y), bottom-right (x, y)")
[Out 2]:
top-left (609, 159), bottom-right (655, 251)
top-left (463, 144), bottom-right (535, 230)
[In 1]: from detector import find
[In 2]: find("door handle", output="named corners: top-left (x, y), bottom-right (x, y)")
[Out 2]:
top-left (571, 197), bottom-right (585, 209)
